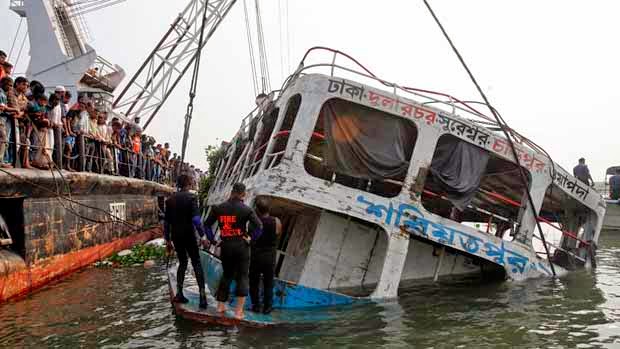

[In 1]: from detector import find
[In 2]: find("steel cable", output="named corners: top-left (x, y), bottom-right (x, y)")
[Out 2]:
top-left (422, 0), bottom-right (556, 276)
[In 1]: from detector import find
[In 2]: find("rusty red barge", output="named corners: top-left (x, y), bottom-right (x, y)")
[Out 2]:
top-left (0, 169), bottom-right (172, 302)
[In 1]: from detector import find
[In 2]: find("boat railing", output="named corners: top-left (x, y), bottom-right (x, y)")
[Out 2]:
top-left (283, 46), bottom-right (551, 160)
top-left (80, 56), bottom-right (124, 92)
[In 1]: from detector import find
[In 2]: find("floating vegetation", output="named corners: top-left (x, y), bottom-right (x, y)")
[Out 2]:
top-left (96, 243), bottom-right (167, 268)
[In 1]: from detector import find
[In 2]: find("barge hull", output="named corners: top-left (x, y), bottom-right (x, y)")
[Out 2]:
top-left (0, 228), bottom-right (160, 302)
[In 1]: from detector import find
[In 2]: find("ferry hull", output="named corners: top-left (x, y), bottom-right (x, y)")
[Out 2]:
top-left (603, 200), bottom-right (620, 231)
top-left (0, 228), bottom-right (160, 302)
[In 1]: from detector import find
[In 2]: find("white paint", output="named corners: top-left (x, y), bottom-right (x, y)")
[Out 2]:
top-left (207, 73), bottom-right (604, 300)
top-left (109, 202), bottom-right (126, 223)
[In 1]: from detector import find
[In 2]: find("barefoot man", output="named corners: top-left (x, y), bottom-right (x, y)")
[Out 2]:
top-left (204, 182), bottom-right (263, 319)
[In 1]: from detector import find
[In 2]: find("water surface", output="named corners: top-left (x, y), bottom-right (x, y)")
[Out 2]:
top-left (1, 231), bottom-right (619, 348)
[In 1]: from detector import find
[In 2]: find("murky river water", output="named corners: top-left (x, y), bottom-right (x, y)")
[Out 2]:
top-left (1, 231), bottom-right (619, 348)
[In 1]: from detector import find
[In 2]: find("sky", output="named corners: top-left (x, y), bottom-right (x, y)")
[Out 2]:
top-left (1, 0), bottom-right (619, 180)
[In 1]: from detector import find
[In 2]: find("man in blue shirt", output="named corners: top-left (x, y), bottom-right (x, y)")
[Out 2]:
top-left (573, 158), bottom-right (594, 187)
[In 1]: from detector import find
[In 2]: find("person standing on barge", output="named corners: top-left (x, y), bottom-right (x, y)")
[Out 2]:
top-left (203, 182), bottom-right (263, 319)
top-left (164, 174), bottom-right (208, 309)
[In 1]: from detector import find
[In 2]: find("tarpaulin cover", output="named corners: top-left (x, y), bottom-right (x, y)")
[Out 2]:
top-left (429, 137), bottom-right (489, 211)
top-left (323, 99), bottom-right (415, 180)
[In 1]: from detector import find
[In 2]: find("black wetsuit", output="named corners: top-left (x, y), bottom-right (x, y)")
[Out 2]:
top-left (249, 215), bottom-right (278, 309)
top-left (164, 191), bottom-right (205, 293)
top-left (204, 198), bottom-right (262, 302)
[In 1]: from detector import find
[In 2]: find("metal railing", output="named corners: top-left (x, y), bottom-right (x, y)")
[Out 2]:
top-left (277, 47), bottom-right (553, 161)
top-left (0, 113), bottom-right (173, 186)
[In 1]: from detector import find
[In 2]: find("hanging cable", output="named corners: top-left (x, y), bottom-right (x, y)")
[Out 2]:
top-left (422, 0), bottom-right (557, 276)
top-left (180, 0), bottom-right (210, 163)
top-left (243, 0), bottom-right (259, 96)
top-left (254, 0), bottom-right (271, 92)
top-left (284, 0), bottom-right (291, 73)
top-left (14, 32), bottom-right (29, 71)
top-left (278, 0), bottom-right (285, 80)
top-left (8, 17), bottom-right (24, 61)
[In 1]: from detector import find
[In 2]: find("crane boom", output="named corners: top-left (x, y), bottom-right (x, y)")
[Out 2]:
top-left (112, 0), bottom-right (237, 129)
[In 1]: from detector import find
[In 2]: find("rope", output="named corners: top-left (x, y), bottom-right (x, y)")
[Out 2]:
top-left (422, 0), bottom-right (556, 276)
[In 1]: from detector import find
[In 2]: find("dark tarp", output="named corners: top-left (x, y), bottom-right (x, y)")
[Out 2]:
top-left (429, 137), bottom-right (489, 211)
top-left (323, 99), bottom-right (415, 180)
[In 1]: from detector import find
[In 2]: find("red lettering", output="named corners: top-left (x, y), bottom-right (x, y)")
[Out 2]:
top-left (219, 215), bottom-right (240, 237)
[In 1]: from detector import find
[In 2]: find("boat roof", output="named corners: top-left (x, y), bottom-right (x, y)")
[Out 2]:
top-left (227, 47), bottom-right (604, 210)
top-left (606, 166), bottom-right (620, 175)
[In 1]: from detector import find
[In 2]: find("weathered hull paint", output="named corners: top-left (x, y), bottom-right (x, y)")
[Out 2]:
top-left (200, 251), bottom-right (368, 309)
top-left (168, 259), bottom-right (347, 327)
top-left (0, 228), bottom-right (161, 302)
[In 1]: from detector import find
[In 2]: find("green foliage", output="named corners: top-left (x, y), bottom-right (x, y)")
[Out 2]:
top-left (107, 243), bottom-right (167, 267)
top-left (198, 144), bottom-right (226, 204)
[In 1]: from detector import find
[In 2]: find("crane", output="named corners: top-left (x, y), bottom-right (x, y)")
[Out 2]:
top-left (112, 0), bottom-right (237, 132)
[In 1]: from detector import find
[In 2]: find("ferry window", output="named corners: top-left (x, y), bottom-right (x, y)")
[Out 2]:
top-left (304, 98), bottom-right (417, 198)
top-left (269, 94), bottom-right (302, 168)
top-left (539, 182), bottom-right (597, 268)
top-left (248, 107), bottom-right (280, 176)
top-left (421, 134), bottom-right (531, 238)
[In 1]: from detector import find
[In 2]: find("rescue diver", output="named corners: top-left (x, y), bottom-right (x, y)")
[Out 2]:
top-left (249, 198), bottom-right (282, 314)
top-left (204, 182), bottom-right (263, 319)
top-left (164, 174), bottom-right (208, 309)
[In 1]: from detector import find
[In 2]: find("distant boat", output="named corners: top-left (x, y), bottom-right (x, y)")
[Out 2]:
top-left (601, 167), bottom-right (620, 231)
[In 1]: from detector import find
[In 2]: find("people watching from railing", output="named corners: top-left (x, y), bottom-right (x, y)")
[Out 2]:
top-left (48, 93), bottom-right (62, 165)
top-left (0, 77), bottom-right (19, 168)
top-left (30, 94), bottom-right (52, 169)
top-left (1, 62), bottom-right (13, 81)
top-left (14, 77), bottom-right (29, 168)
top-left (0, 51), bottom-right (7, 80)
top-left (0, 57), bottom-right (201, 186)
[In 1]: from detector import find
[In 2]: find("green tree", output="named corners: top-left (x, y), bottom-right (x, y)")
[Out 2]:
top-left (198, 144), bottom-right (226, 205)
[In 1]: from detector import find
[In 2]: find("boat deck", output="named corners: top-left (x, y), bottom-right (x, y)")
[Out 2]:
top-left (167, 265), bottom-right (340, 327)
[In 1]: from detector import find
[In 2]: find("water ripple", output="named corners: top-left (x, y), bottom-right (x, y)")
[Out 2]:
top-left (1, 231), bottom-right (620, 348)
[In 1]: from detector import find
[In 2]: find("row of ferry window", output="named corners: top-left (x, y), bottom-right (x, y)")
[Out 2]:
top-left (216, 94), bottom-right (592, 233)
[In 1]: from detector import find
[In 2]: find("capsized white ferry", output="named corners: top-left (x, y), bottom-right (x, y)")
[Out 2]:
top-left (200, 47), bottom-right (604, 320)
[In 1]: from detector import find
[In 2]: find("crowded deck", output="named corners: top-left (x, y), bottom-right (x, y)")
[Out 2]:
top-left (1, 49), bottom-right (204, 187)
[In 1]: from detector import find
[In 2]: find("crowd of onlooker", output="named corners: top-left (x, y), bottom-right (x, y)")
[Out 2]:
top-left (0, 50), bottom-right (205, 187)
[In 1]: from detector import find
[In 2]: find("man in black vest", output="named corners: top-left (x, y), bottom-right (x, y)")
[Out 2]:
top-left (249, 198), bottom-right (282, 314)
top-left (204, 182), bottom-right (263, 319)
top-left (164, 174), bottom-right (208, 309)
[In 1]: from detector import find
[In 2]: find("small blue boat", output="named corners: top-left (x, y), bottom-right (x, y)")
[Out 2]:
top-left (167, 250), bottom-right (369, 327)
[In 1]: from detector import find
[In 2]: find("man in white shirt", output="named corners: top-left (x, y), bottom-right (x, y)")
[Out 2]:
top-left (47, 94), bottom-right (63, 164)
top-left (98, 112), bottom-right (114, 174)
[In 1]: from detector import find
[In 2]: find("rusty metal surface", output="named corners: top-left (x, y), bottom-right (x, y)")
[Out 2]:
top-left (0, 169), bottom-right (173, 198)
top-left (23, 195), bottom-right (160, 265)
top-left (0, 227), bottom-right (161, 303)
